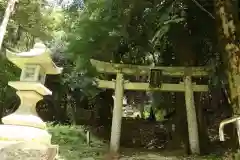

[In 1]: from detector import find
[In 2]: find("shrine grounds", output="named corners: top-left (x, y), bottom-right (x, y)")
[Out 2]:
top-left (49, 124), bottom-right (232, 160)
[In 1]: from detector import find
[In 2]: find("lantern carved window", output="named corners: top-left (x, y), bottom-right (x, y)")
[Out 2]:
top-left (20, 64), bottom-right (46, 84)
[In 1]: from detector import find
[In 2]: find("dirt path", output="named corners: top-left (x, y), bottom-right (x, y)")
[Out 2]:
top-left (119, 149), bottom-right (185, 160)
top-left (120, 153), bottom-right (179, 160)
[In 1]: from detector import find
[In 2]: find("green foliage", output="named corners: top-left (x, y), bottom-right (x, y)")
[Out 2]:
top-left (62, 66), bottom-right (100, 97)
top-left (47, 123), bottom-right (106, 160)
top-left (67, 0), bottom-right (129, 62)
top-left (0, 0), bottom-right (66, 111)
top-left (0, 58), bottom-right (19, 107)
top-left (1, 0), bottom-right (66, 52)
top-left (13, 0), bottom-right (55, 40)
top-left (48, 124), bottom-right (87, 144)
top-left (66, 0), bottom-right (186, 67)
top-left (151, 0), bottom-right (185, 47)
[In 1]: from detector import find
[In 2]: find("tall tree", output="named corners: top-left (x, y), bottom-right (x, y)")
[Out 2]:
top-left (0, 0), bottom-right (18, 55)
top-left (214, 0), bottom-right (240, 114)
top-left (213, 0), bottom-right (240, 149)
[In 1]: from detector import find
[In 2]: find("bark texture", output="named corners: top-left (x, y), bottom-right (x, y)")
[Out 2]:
top-left (0, 0), bottom-right (18, 53)
top-left (214, 0), bottom-right (240, 114)
top-left (214, 0), bottom-right (240, 149)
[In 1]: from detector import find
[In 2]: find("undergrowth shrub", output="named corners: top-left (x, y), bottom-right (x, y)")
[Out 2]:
top-left (48, 123), bottom-right (86, 145)
top-left (47, 123), bottom-right (107, 160)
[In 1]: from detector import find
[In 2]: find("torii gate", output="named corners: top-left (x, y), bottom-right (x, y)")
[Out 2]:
top-left (90, 59), bottom-right (210, 154)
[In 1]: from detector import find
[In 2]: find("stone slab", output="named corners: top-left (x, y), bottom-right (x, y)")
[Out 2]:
top-left (0, 142), bottom-right (58, 160)
top-left (6, 43), bottom-right (63, 75)
top-left (8, 81), bottom-right (52, 96)
top-left (0, 125), bottom-right (51, 144)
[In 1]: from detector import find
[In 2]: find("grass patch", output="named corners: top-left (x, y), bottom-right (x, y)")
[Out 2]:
top-left (47, 123), bottom-right (107, 160)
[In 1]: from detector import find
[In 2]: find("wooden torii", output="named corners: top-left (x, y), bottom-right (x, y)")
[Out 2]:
top-left (90, 59), bottom-right (210, 154)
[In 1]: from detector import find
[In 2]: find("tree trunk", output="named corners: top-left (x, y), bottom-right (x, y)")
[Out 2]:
top-left (214, 0), bottom-right (240, 149)
top-left (97, 90), bottom-right (113, 126)
top-left (214, 0), bottom-right (240, 113)
top-left (0, 0), bottom-right (18, 54)
top-left (0, 87), bottom-right (7, 123)
top-left (195, 92), bottom-right (209, 154)
top-left (166, 92), bottom-right (189, 151)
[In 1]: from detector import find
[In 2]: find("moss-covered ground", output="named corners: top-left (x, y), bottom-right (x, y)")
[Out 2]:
top-left (48, 124), bottom-right (233, 160)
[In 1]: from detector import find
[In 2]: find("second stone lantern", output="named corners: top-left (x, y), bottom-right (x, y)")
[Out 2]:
top-left (0, 42), bottom-right (62, 147)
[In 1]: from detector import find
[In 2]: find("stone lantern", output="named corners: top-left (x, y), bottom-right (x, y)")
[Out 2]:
top-left (0, 42), bottom-right (62, 158)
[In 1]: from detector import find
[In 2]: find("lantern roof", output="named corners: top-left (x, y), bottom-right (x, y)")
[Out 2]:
top-left (6, 43), bottom-right (63, 75)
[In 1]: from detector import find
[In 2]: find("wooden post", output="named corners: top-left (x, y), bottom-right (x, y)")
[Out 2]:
top-left (110, 72), bottom-right (124, 153)
top-left (86, 130), bottom-right (90, 146)
top-left (184, 76), bottom-right (200, 154)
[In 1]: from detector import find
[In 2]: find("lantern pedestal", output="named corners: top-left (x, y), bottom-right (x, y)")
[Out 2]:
top-left (0, 89), bottom-right (57, 159)
top-left (2, 90), bottom-right (47, 129)
top-left (0, 125), bottom-right (51, 145)
top-left (0, 89), bottom-right (52, 147)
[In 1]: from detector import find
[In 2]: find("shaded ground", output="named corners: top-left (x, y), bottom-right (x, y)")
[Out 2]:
top-left (89, 119), bottom-right (173, 149)
top-left (70, 147), bottom-right (225, 160)
top-left (55, 145), bottom-right (224, 160)
top-left (119, 149), bottom-right (186, 160)
top-left (48, 123), bottom-right (234, 160)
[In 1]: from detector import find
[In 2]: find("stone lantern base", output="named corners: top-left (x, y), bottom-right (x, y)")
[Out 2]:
top-left (0, 125), bottom-right (51, 145)
top-left (0, 89), bottom-right (58, 159)
top-left (0, 141), bottom-right (58, 160)
top-left (0, 125), bottom-right (58, 160)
